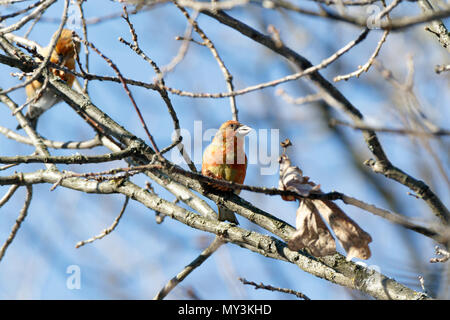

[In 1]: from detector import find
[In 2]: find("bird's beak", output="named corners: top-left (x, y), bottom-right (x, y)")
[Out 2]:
top-left (236, 124), bottom-right (252, 137)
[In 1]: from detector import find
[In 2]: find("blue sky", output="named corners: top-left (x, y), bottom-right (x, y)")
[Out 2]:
top-left (0, 0), bottom-right (448, 299)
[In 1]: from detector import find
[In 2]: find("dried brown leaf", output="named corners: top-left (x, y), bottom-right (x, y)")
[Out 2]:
top-left (278, 147), bottom-right (372, 260)
top-left (313, 200), bottom-right (372, 260)
top-left (288, 199), bottom-right (336, 256)
top-left (278, 154), bottom-right (320, 200)
top-left (280, 138), bottom-right (292, 149)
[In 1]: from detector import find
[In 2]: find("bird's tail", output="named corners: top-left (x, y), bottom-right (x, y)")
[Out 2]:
top-left (16, 92), bottom-right (60, 130)
top-left (218, 205), bottom-right (239, 224)
top-left (16, 109), bottom-right (40, 130)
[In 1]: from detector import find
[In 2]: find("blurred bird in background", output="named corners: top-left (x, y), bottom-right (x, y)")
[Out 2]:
top-left (17, 28), bottom-right (80, 130)
top-left (202, 120), bottom-right (252, 224)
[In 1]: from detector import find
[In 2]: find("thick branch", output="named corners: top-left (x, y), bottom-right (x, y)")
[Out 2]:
top-left (0, 147), bottom-right (137, 165)
top-left (0, 169), bottom-right (428, 300)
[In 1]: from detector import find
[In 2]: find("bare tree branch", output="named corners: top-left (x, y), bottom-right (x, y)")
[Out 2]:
top-left (0, 184), bottom-right (32, 263)
top-left (329, 118), bottom-right (450, 137)
top-left (0, 184), bottom-right (20, 208)
top-left (0, 168), bottom-right (429, 299)
top-left (238, 277), bottom-right (311, 300)
top-left (0, 147), bottom-right (137, 164)
top-left (153, 236), bottom-right (225, 300)
top-left (75, 196), bottom-right (129, 248)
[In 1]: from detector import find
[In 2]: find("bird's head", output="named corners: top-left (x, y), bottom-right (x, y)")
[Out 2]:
top-left (54, 29), bottom-right (80, 64)
top-left (48, 29), bottom-right (80, 84)
top-left (217, 120), bottom-right (252, 139)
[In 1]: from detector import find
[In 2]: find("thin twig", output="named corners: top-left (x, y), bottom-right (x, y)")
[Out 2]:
top-left (153, 236), bottom-right (225, 300)
top-left (334, 30), bottom-right (389, 82)
top-left (23, 4), bottom-right (44, 38)
top-left (0, 126), bottom-right (103, 149)
top-left (430, 246), bottom-right (450, 263)
top-left (73, 34), bottom-right (161, 154)
top-left (36, 4), bottom-right (150, 25)
top-left (254, 0), bottom-right (450, 31)
top-left (419, 0), bottom-right (450, 53)
top-left (329, 118), bottom-right (450, 137)
top-left (375, 0), bottom-right (402, 21)
top-left (75, 0), bottom-right (90, 93)
top-left (0, 87), bottom-right (57, 171)
top-left (0, 0), bottom-right (44, 23)
top-left (238, 277), bottom-right (311, 300)
top-left (156, 27), bottom-right (370, 99)
top-left (75, 196), bottom-right (129, 248)
top-left (306, 0), bottom-right (381, 5)
top-left (334, 0), bottom-right (392, 82)
top-left (119, 6), bottom-right (197, 171)
top-left (0, 52), bottom-right (159, 91)
top-left (49, 163), bottom-right (163, 191)
top-left (435, 64), bottom-right (450, 74)
top-left (418, 275), bottom-right (428, 294)
top-left (174, 1), bottom-right (239, 121)
top-left (0, 163), bottom-right (19, 171)
top-left (0, 184), bottom-right (20, 208)
top-left (0, 184), bottom-right (32, 263)
top-left (161, 12), bottom-right (198, 75)
top-left (277, 89), bottom-right (323, 105)
top-left (0, 0), bottom-right (56, 34)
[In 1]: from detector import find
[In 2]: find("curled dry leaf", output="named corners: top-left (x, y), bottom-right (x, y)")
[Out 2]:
top-left (313, 200), bottom-right (372, 260)
top-left (288, 199), bottom-right (336, 256)
top-left (278, 154), bottom-right (320, 200)
top-left (278, 144), bottom-right (372, 260)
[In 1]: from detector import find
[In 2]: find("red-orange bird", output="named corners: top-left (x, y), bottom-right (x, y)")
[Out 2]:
top-left (202, 120), bottom-right (252, 224)
top-left (18, 29), bottom-right (79, 130)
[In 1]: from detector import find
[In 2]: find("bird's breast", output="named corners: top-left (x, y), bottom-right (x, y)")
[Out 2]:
top-left (202, 141), bottom-right (247, 185)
